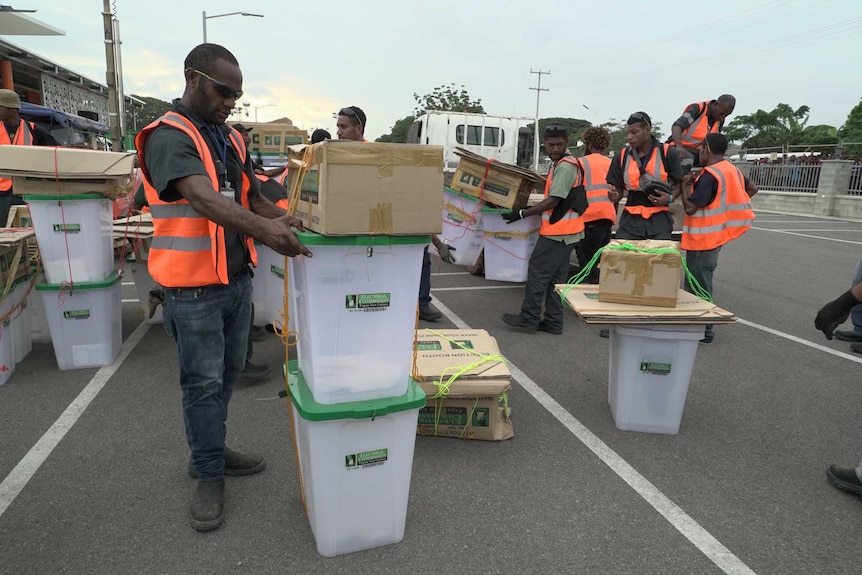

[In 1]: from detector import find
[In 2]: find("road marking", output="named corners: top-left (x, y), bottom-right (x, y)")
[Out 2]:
top-left (756, 229), bottom-right (862, 233)
top-left (737, 318), bottom-right (862, 365)
top-left (751, 227), bottom-right (862, 244)
top-left (431, 272), bottom-right (471, 276)
top-left (0, 321), bottom-right (152, 519)
top-left (122, 298), bottom-right (140, 303)
top-left (430, 296), bottom-right (758, 575)
top-left (433, 285), bottom-right (522, 291)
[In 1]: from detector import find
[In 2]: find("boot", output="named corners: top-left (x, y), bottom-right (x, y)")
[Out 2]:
top-left (189, 479), bottom-right (225, 532)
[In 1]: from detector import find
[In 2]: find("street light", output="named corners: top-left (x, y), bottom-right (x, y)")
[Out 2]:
top-left (255, 104), bottom-right (275, 122)
top-left (202, 11), bottom-right (264, 43)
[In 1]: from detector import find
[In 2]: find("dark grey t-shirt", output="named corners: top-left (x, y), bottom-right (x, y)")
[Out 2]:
top-left (143, 103), bottom-right (255, 281)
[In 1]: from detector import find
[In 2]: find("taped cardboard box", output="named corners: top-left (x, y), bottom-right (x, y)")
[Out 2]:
top-left (0, 231), bottom-right (33, 286)
top-left (450, 148), bottom-right (543, 210)
top-left (598, 239), bottom-right (682, 308)
top-left (414, 328), bottom-right (513, 441)
top-left (287, 141), bottom-right (444, 235)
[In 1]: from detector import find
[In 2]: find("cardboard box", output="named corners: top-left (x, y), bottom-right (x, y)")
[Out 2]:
top-left (450, 148), bottom-right (543, 210)
top-left (0, 240), bottom-right (31, 287)
top-left (598, 240), bottom-right (682, 308)
top-left (0, 147), bottom-right (136, 198)
top-left (414, 329), bottom-right (513, 441)
top-left (287, 140), bottom-right (444, 236)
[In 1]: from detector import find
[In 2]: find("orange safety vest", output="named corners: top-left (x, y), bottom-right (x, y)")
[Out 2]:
top-left (682, 159), bottom-right (754, 251)
top-left (679, 101), bottom-right (721, 150)
top-left (540, 153), bottom-right (585, 237)
top-left (621, 144), bottom-right (671, 218)
top-left (255, 173), bottom-right (289, 210)
top-left (579, 153), bottom-right (615, 224)
top-left (135, 111), bottom-right (257, 288)
top-left (0, 119), bottom-right (36, 192)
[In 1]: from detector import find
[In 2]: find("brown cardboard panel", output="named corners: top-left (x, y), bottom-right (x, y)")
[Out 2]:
top-left (598, 240), bottom-right (682, 308)
top-left (417, 395), bottom-right (514, 441)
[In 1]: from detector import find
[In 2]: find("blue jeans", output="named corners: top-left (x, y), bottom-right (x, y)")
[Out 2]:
top-left (419, 246), bottom-right (431, 308)
top-left (685, 247), bottom-right (721, 340)
top-left (162, 273), bottom-right (252, 481)
top-left (850, 256), bottom-right (862, 336)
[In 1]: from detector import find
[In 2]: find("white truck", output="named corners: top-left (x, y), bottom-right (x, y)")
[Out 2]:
top-left (406, 110), bottom-right (536, 172)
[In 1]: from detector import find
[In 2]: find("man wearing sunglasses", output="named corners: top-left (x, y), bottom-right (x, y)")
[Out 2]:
top-left (136, 43), bottom-right (312, 532)
top-left (336, 106), bottom-right (367, 142)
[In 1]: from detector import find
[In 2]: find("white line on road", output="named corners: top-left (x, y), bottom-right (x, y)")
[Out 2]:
top-left (0, 321), bottom-right (152, 519)
top-left (432, 285), bottom-right (522, 291)
top-left (737, 318), bottom-right (862, 365)
top-left (751, 227), bottom-right (862, 244)
top-left (122, 298), bottom-right (140, 303)
top-left (431, 272), bottom-right (471, 276)
top-left (756, 229), bottom-right (862, 233)
top-left (429, 296), bottom-right (758, 575)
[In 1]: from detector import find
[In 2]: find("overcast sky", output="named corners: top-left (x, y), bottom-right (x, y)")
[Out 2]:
top-left (14, 0), bottom-right (862, 140)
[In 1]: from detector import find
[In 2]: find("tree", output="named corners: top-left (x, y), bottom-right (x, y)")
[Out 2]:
top-left (413, 83), bottom-right (484, 116)
top-left (724, 103), bottom-right (838, 150)
top-left (376, 115), bottom-right (415, 143)
top-left (839, 98), bottom-right (862, 156)
top-left (125, 95), bottom-right (172, 133)
top-left (597, 118), bottom-right (665, 154)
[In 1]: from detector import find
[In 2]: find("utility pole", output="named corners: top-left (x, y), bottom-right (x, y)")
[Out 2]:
top-left (529, 69), bottom-right (549, 172)
top-left (102, 0), bottom-right (124, 150)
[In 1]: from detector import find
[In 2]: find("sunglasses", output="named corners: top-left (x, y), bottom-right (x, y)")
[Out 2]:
top-left (189, 69), bottom-right (243, 101)
top-left (628, 113), bottom-right (652, 130)
top-left (338, 107), bottom-right (363, 128)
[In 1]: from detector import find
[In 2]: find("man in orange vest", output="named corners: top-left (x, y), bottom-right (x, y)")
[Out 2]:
top-left (135, 43), bottom-right (311, 532)
top-left (500, 124), bottom-right (585, 335)
top-left (574, 126), bottom-right (616, 284)
top-left (680, 133), bottom-right (756, 344)
top-left (336, 105), bottom-right (367, 142)
top-left (0, 88), bottom-right (59, 226)
top-left (670, 95), bottom-right (736, 170)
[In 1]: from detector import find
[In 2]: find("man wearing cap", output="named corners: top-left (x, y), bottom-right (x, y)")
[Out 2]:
top-left (0, 88), bottom-right (59, 226)
top-left (335, 105), bottom-right (452, 321)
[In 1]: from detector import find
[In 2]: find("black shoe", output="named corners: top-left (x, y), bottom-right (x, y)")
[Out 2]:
top-left (599, 327), bottom-right (609, 338)
top-left (419, 305), bottom-right (443, 322)
top-left (501, 312), bottom-right (538, 333)
top-left (190, 479), bottom-right (225, 531)
top-left (826, 465), bottom-right (862, 496)
top-left (189, 448), bottom-right (267, 479)
top-left (699, 337), bottom-right (714, 345)
top-left (537, 320), bottom-right (562, 335)
top-left (249, 325), bottom-right (267, 341)
top-left (834, 330), bottom-right (862, 343)
top-left (239, 361), bottom-right (271, 384)
top-left (851, 342), bottom-right (862, 355)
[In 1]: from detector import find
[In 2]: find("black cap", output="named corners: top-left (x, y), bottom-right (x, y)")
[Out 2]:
top-left (232, 123), bottom-right (252, 133)
top-left (311, 129), bottom-right (331, 144)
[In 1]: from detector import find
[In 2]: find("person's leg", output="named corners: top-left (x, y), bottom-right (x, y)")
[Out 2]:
top-left (515, 236), bottom-right (561, 326)
top-left (685, 247), bottom-right (721, 342)
top-left (848, 256), bottom-right (862, 335)
top-left (418, 246), bottom-right (442, 321)
top-left (541, 242), bottom-right (576, 332)
top-left (645, 211), bottom-right (674, 240)
top-left (614, 211), bottom-right (647, 241)
top-left (576, 222), bottom-right (612, 284)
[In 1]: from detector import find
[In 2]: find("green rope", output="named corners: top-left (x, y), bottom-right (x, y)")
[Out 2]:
top-left (558, 242), bottom-right (713, 306)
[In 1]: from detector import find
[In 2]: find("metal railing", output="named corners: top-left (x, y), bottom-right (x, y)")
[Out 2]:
top-left (849, 164), bottom-right (862, 196)
top-left (748, 163), bottom-right (821, 193)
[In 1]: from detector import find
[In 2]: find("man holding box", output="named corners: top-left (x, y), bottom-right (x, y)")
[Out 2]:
top-left (500, 124), bottom-right (585, 335)
top-left (0, 88), bottom-right (59, 227)
top-left (136, 43), bottom-right (311, 532)
top-left (680, 133), bottom-right (756, 344)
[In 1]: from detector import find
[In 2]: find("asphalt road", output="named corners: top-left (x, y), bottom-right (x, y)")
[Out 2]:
top-left (1, 210), bottom-right (861, 575)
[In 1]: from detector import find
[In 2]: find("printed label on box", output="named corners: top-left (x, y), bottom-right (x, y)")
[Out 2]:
top-left (416, 340), bottom-right (443, 351)
top-left (640, 356), bottom-right (673, 375)
top-left (450, 339), bottom-right (474, 350)
top-left (269, 264), bottom-right (284, 279)
top-left (418, 405), bottom-right (490, 427)
top-left (345, 448), bottom-right (388, 470)
top-left (63, 309), bottom-right (91, 320)
top-left (345, 292), bottom-right (390, 311)
top-left (298, 171), bottom-right (319, 204)
top-left (53, 224), bottom-right (81, 233)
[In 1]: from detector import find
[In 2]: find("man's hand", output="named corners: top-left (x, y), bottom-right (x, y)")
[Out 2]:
top-left (648, 190), bottom-right (672, 207)
top-left (678, 147), bottom-right (695, 171)
top-left (815, 290), bottom-right (861, 340)
top-left (501, 209), bottom-right (523, 224)
top-left (608, 188), bottom-right (621, 203)
top-left (437, 243), bottom-right (456, 263)
top-left (261, 215), bottom-right (312, 257)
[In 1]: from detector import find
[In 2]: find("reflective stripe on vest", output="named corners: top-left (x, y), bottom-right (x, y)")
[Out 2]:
top-left (579, 153), bottom-right (615, 224)
top-left (135, 111), bottom-right (257, 287)
top-left (621, 145), bottom-right (670, 217)
top-left (0, 120), bottom-right (35, 191)
top-left (540, 154), bottom-right (585, 237)
top-left (682, 160), bottom-right (754, 251)
top-left (680, 101), bottom-right (720, 149)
